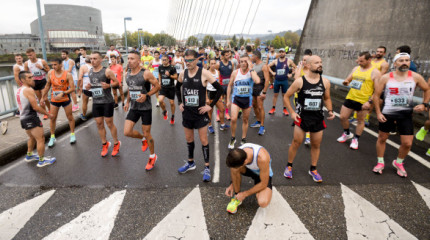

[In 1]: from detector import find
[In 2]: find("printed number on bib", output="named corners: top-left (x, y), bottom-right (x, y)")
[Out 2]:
top-left (350, 80), bottom-right (363, 90)
top-left (304, 98), bottom-right (321, 111)
top-left (222, 78), bottom-right (230, 85)
top-left (237, 86), bottom-right (250, 95)
top-left (277, 69), bottom-right (285, 75)
top-left (175, 65), bottom-right (181, 70)
top-left (91, 88), bottom-right (104, 98)
top-left (185, 95), bottom-right (199, 107)
top-left (391, 95), bottom-right (409, 107)
top-left (130, 91), bottom-right (141, 100)
top-left (53, 91), bottom-right (63, 97)
top-left (162, 78), bottom-right (170, 86)
top-left (34, 70), bottom-right (42, 76)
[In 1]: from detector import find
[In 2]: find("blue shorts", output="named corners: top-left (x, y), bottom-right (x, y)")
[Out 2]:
top-left (274, 80), bottom-right (289, 94)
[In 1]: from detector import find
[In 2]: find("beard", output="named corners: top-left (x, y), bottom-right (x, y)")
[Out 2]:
top-left (398, 65), bottom-right (409, 72)
top-left (311, 68), bottom-right (323, 75)
top-left (375, 54), bottom-right (382, 59)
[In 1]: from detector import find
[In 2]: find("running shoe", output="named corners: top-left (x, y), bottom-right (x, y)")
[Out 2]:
top-left (101, 141), bottom-right (111, 157)
top-left (220, 124), bottom-right (230, 131)
top-left (70, 134), bottom-right (76, 144)
top-left (43, 114), bottom-right (48, 120)
top-left (426, 148), bottom-right (430, 157)
top-left (392, 160), bottom-right (407, 177)
top-left (258, 126), bottom-right (265, 136)
top-left (48, 137), bottom-right (56, 148)
top-left (203, 168), bottom-right (211, 182)
top-left (364, 119), bottom-right (370, 127)
top-left (238, 111), bottom-right (242, 119)
top-left (226, 198), bottom-right (242, 214)
top-left (372, 163), bottom-right (384, 174)
top-left (309, 170), bottom-right (323, 182)
top-left (269, 84), bottom-right (274, 89)
top-left (208, 125), bottom-right (215, 134)
top-left (337, 132), bottom-right (354, 143)
top-left (178, 161), bottom-right (196, 173)
top-left (216, 113), bottom-right (220, 122)
top-left (389, 131), bottom-right (397, 135)
top-left (348, 117), bottom-right (357, 123)
top-left (72, 104), bottom-right (80, 112)
top-left (283, 166), bottom-right (293, 179)
top-left (79, 114), bottom-right (87, 121)
top-left (156, 100), bottom-right (160, 107)
top-left (163, 111), bottom-right (168, 120)
top-left (170, 118), bottom-right (175, 125)
top-left (24, 154), bottom-right (39, 162)
top-left (14, 110), bottom-right (20, 117)
top-left (142, 139), bottom-right (148, 152)
top-left (37, 157), bottom-right (56, 167)
top-left (250, 121), bottom-right (261, 128)
top-left (416, 127), bottom-right (428, 141)
top-left (304, 137), bottom-right (310, 145)
top-left (114, 103), bottom-right (119, 110)
top-left (350, 138), bottom-right (359, 150)
top-left (145, 154), bottom-right (158, 171)
top-left (0, 121), bottom-right (7, 135)
top-left (225, 112), bottom-right (231, 120)
top-left (240, 138), bottom-right (246, 145)
top-left (268, 108), bottom-right (275, 115)
top-left (112, 141), bottom-right (121, 156)
top-left (283, 108), bottom-right (289, 116)
top-left (228, 138), bottom-right (236, 149)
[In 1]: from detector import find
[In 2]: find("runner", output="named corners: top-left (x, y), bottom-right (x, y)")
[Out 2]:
top-left (24, 48), bottom-right (50, 120)
top-left (250, 50), bottom-right (270, 135)
top-left (283, 55), bottom-right (335, 182)
top-left (84, 51), bottom-right (121, 157)
top-left (78, 58), bottom-right (92, 121)
top-left (214, 49), bottom-right (221, 64)
top-left (79, 47), bottom-right (88, 69)
top-left (338, 52), bottom-right (381, 150)
top-left (225, 143), bottom-right (273, 214)
top-left (197, 47), bottom-right (207, 69)
top-left (416, 77), bottom-right (430, 156)
top-left (173, 50), bottom-right (185, 76)
top-left (227, 54), bottom-right (261, 149)
top-left (373, 53), bottom-right (429, 177)
top-left (141, 49), bottom-right (154, 71)
top-left (16, 70), bottom-right (56, 167)
top-left (124, 50), bottom-right (161, 171)
top-left (267, 48), bottom-right (296, 116)
top-left (42, 59), bottom-right (76, 147)
top-left (207, 59), bottom-right (230, 133)
top-left (61, 50), bottom-right (80, 112)
top-left (105, 45), bottom-right (121, 65)
top-left (245, 45), bottom-right (253, 58)
top-left (266, 46), bottom-right (277, 89)
top-left (13, 54), bottom-right (25, 117)
top-left (219, 50), bottom-right (235, 121)
top-left (175, 49), bottom-right (224, 182)
top-left (158, 54), bottom-right (178, 124)
top-left (109, 55), bottom-right (125, 109)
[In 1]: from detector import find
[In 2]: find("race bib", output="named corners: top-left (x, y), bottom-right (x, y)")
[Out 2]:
top-left (175, 64), bottom-right (181, 70)
top-left (237, 86), bottom-right (250, 95)
top-left (277, 69), bottom-right (285, 75)
top-left (33, 70), bottom-right (42, 76)
top-left (53, 91), bottom-right (63, 97)
top-left (91, 88), bottom-right (104, 98)
top-left (154, 67), bottom-right (159, 72)
top-left (222, 78), bottom-right (229, 85)
top-left (130, 91), bottom-right (141, 100)
top-left (350, 80), bottom-right (363, 90)
top-left (144, 61), bottom-right (149, 66)
top-left (185, 95), bottom-right (199, 107)
top-left (162, 78), bottom-right (170, 86)
top-left (304, 98), bottom-right (321, 111)
top-left (391, 95), bottom-right (409, 107)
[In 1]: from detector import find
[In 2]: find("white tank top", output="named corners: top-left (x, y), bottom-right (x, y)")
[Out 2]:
top-left (14, 63), bottom-right (25, 71)
top-left (207, 69), bottom-right (219, 91)
top-left (239, 143), bottom-right (273, 177)
top-left (27, 59), bottom-right (46, 80)
top-left (174, 57), bottom-right (183, 73)
top-left (83, 65), bottom-right (92, 87)
top-left (16, 86), bottom-right (38, 120)
top-left (382, 71), bottom-right (416, 116)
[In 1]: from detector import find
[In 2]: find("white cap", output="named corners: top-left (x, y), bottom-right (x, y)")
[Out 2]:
top-left (393, 52), bottom-right (410, 62)
top-left (278, 48), bottom-right (285, 52)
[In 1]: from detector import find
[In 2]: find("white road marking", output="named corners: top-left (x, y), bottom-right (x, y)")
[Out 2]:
top-left (42, 190), bottom-right (126, 240)
top-left (245, 187), bottom-right (314, 240)
top-left (143, 186), bottom-right (209, 240)
top-left (213, 117), bottom-right (220, 183)
top-left (0, 190), bottom-right (55, 240)
top-left (341, 184), bottom-right (417, 239)
top-left (411, 181), bottom-right (430, 209)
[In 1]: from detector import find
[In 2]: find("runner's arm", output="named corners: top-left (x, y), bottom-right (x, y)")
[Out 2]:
top-left (226, 71), bottom-right (237, 104)
top-left (175, 71), bottom-right (184, 105)
top-left (24, 88), bottom-right (49, 115)
top-left (343, 67), bottom-right (357, 85)
top-left (250, 70), bottom-right (261, 85)
top-left (262, 65), bottom-right (271, 93)
top-left (380, 62), bottom-right (389, 75)
top-left (41, 60), bottom-right (50, 72)
top-left (24, 61), bottom-right (29, 71)
top-left (13, 66), bottom-right (22, 87)
top-left (41, 70), bottom-right (51, 100)
top-left (67, 60), bottom-right (74, 72)
top-left (241, 149), bottom-right (270, 198)
top-left (373, 74), bottom-right (389, 114)
top-left (322, 77), bottom-right (334, 113)
top-left (105, 69), bottom-right (119, 88)
top-left (284, 77), bottom-right (302, 116)
top-left (144, 71), bottom-right (160, 97)
top-left (203, 69), bottom-right (223, 108)
top-left (64, 73), bottom-right (75, 94)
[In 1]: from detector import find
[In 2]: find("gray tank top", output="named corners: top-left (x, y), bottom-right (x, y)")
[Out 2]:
top-left (89, 67), bottom-right (114, 104)
top-left (253, 63), bottom-right (265, 87)
top-left (126, 69), bottom-right (151, 111)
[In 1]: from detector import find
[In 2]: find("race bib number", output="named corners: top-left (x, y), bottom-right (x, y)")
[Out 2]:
top-left (144, 61), bottom-right (149, 66)
top-left (154, 67), bottom-right (159, 72)
top-left (34, 70), bottom-right (42, 76)
top-left (391, 95), bottom-right (409, 107)
top-left (277, 69), bottom-right (285, 75)
top-left (350, 80), bottom-right (363, 90)
top-left (91, 88), bottom-right (104, 98)
top-left (130, 91), bottom-right (141, 100)
top-left (175, 64), bottom-right (181, 70)
top-left (222, 78), bottom-right (229, 85)
top-left (162, 78), bottom-right (170, 86)
top-left (237, 86), bottom-right (250, 95)
top-left (185, 95), bottom-right (199, 107)
top-left (53, 91), bottom-right (63, 97)
top-left (304, 98), bottom-right (321, 111)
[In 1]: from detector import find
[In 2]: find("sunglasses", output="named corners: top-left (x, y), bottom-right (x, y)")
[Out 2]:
top-left (184, 59), bottom-right (196, 63)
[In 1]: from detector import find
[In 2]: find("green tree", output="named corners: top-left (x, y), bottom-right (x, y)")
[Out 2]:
top-left (254, 38), bottom-right (261, 48)
top-left (104, 33), bottom-right (121, 47)
top-left (245, 38), bottom-right (251, 45)
top-left (238, 36), bottom-right (245, 47)
top-left (202, 35), bottom-right (215, 47)
top-left (229, 35), bottom-right (237, 47)
top-left (141, 31), bottom-right (153, 46)
top-left (149, 33), bottom-right (176, 47)
top-left (283, 31), bottom-right (300, 49)
top-left (186, 36), bottom-right (199, 46)
top-left (271, 35), bottom-right (286, 49)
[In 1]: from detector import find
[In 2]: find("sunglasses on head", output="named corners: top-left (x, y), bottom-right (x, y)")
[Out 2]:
top-left (184, 59), bottom-right (196, 63)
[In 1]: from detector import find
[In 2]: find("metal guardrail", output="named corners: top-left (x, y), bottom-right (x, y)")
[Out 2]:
top-left (0, 75), bottom-right (18, 116)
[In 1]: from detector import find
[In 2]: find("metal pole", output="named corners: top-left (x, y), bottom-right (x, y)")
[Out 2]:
top-left (124, 19), bottom-right (128, 54)
top-left (137, 30), bottom-right (140, 50)
top-left (36, 0), bottom-right (47, 60)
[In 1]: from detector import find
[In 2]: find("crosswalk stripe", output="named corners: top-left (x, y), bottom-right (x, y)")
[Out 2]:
top-left (245, 187), bottom-right (314, 240)
top-left (0, 190), bottom-right (55, 240)
top-left (411, 181), bottom-right (430, 209)
top-left (341, 184), bottom-right (418, 239)
top-left (143, 186), bottom-right (209, 240)
top-left (42, 190), bottom-right (126, 240)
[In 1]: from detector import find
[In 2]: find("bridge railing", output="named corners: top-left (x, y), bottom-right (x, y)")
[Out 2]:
top-left (0, 75), bottom-right (18, 117)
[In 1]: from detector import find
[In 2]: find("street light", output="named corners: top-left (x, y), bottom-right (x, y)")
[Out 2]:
top-left (138, 28), bottom-right (143, 50)
top-left (124, 17), bottom-right (132, 54)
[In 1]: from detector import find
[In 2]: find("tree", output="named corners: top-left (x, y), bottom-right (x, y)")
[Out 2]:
top-left (229, 35), bottom-right (237, 47)
top-left (238, 36), bottom-right (245, 47)
top-left (104, 33), bottom-right (121, 47)
top-left (271, 35), bottom-right (286, 49)
top-left (202, 35), bottom-right (215, 47)
top-left (186, 36), bottom-right (199, 46)
top-left (283, 31), bottom-right (300, 49)
top-left (150, 33), bottom-right (177, 47)
top-left (254, 38), bottom-right (261, 48)
top-left (245, 38), bottom-right (251, 45)
top-left (141, 31), bottom-right (153, 46)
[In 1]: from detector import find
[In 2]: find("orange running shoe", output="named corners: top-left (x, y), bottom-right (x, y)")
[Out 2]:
top-left (283, 108), bottom-right (289, 116)
top-left (146, 154), bottom-right (158, 171)
top-left (170, 118), bottom-right (175, 125)
top-left (101, 141), bottom-right (111, 157)
top-left (112, 141), bottom-right (121, 156)
top-left (269, 84), bottom-right (274, 89)
top-left (163, 111), bottom-right (168, 120)
top-left (268, 108), bottom-right (275, 115)
top-left (142, 139), bottom-right (148, 152)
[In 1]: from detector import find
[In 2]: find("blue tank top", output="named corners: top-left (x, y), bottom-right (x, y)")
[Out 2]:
top-left (275, 59), bottom-right (289, 81)
top-left (232, 69), bottom-right (254, 98)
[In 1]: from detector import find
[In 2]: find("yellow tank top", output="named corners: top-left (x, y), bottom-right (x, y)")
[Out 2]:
top-left (371, 59), bottom-right (387, 71)
top-left (141, 55), bottom-right (154, 71)
top-left (346, 66), bottom-right (375, 104)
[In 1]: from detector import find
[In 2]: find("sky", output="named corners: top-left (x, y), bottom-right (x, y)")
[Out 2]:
top-left (1, 0), bottom-right (311, 39)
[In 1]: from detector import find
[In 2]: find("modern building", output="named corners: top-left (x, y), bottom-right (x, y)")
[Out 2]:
top-left (0, 34), bottom-right (47, 55)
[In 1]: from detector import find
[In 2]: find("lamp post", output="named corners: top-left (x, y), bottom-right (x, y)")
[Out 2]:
top-left (36, 0), bottom-right (47, 60)
top-left (124, 17), bottom-right (132, 54)
top-left (138, 28), bottom-right (143, 49)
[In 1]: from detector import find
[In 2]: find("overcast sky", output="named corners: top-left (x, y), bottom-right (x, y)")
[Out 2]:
top-left (1, 0), bottom-right (311, 38)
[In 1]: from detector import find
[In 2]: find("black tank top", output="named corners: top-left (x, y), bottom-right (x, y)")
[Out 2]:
top-left (89, 67), bottom-right (114, 104)
top-left (297, 75), bottom-right (325, 120)
top-left (126, 69), bottom-right (151, 111)
top-left (182, 67), bottom-right (208, 120)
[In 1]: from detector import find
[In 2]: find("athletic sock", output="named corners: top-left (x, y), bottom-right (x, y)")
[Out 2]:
top-left (187, 141), bottom-right (195, 159)
top-left (27, 152), bottom-right (33, 156)
top-left (354, 134), bottom-right (360, 140)
top-left (344, 129), bottom-right (350, 135)
top-left (188, 160), bottom-right (195, 165)
top-left (310, 165), bottom-right (317, 172)
top-left (305, 132), bottom-right (310, 139)
top-left (142, 137), bottom-right (146, 141)
top-left (149, 153), bottom-right (156, 158)
top-left (396, 157), bottom-right (404, 164)
top-left (51, 134), bottom-right (55, 138)
top-left (287, 162), bottom-right (293, 167)
top-left (377, 157), bottom-right (384, 164)
top-left (205, 165), bottom-right (210, 169)
top-left (202, 144), bottom-right (209, 163)
top-left (171, 114), bottom-right (174, 119)
top-left (39, 156), bottom-right (44, 162)
top-left (283, 107), bottom-right (286, 110)
top-left (70, 133), bottom-right (75, 136)
top-left (272, 106), bottom-right (275, 109)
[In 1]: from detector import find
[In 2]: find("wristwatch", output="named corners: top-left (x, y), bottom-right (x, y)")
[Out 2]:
top-left (262, 91), bottom-right (266, 94)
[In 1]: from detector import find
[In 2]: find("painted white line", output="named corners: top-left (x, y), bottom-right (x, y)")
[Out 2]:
top-left (411, 181), bottom-right (430, 210)
top-left (0, 190), bottom-right (55, 240)
top-left (330, 110), bottom-right (430, 169)
top-left (213, 117), bottom-right (220, 183)
top-left (245, 187), bottom-right (314, 240)
top-left (341, 184), bottom-right (417, 239)
top-left (43, 190), bottom-right (126, 240)
top-left (143, 186), bottom-right (209, 240)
